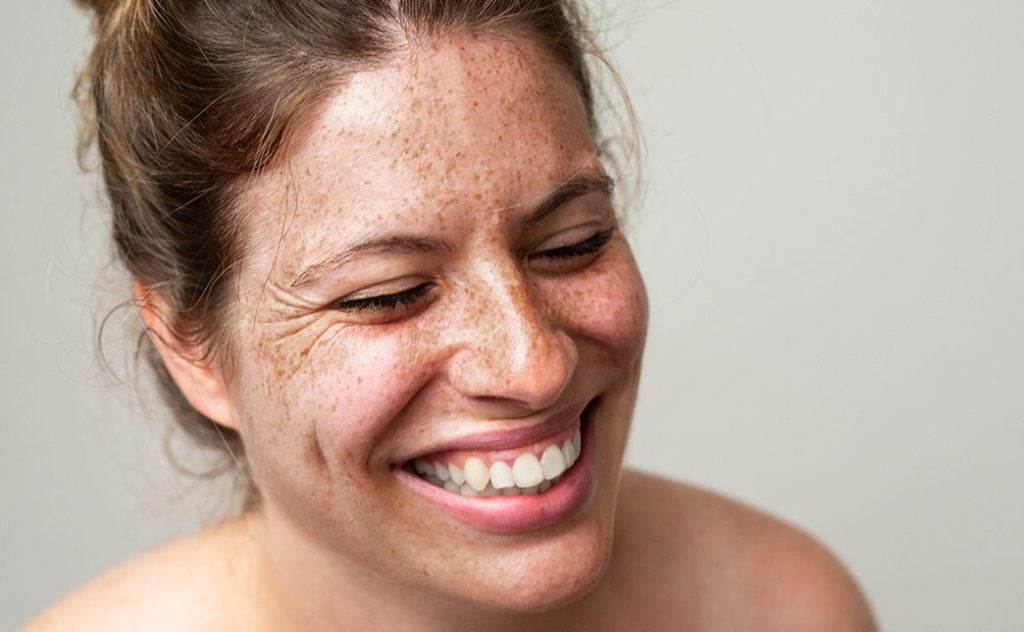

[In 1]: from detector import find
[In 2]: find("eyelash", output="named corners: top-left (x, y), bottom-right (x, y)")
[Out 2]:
top-left (333, 282), bottom-right (435, 312)
top-left (529, 228), bottom-right (614, 261)
top-left (331, 228), bottom-right (615, 314)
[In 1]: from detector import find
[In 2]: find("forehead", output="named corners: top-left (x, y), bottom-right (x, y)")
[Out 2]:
top-left (235, 33), bottom-right (596, 278)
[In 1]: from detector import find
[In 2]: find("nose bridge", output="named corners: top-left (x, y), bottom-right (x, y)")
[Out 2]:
top-left (450, 262), bottom-right (576, 409)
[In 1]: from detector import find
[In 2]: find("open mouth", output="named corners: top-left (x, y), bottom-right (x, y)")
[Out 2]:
top-left (403, 400), bottom-right (593, 498)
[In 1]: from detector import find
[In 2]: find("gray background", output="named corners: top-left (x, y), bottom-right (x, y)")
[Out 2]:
top-left (3, 0), bottom-right (1022, 629)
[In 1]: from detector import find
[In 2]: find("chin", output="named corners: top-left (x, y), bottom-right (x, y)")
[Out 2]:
top-left (443, 511), bottom-right (617, 614)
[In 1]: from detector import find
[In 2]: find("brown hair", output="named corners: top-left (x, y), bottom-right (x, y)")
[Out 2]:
top-left (75, 0), bottom-right (621, 506)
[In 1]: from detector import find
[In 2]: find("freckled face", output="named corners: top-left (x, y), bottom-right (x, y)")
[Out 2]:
top-left (227, 35), bottom-right (647, 611)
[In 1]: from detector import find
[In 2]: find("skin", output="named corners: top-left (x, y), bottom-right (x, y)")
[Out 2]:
top-left (25, 33), bottom-right (877, 631)
top-left (214, 32), bottom-right (648, 622)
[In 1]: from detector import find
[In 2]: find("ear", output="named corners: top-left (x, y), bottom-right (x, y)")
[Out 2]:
top-left (134, 281), bottom-right (239, 431)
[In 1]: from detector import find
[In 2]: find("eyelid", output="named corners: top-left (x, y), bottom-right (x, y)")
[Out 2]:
top-left (528, 228), bottom-right (615, 272)
top-left (337, 277), bottom-right (428, 302)
top-left (330, 281), bottom-right (436, 318)
top-left (529, 222), bottom-right (605, 253)
top-left (535, 221), bottom-right (614, 251)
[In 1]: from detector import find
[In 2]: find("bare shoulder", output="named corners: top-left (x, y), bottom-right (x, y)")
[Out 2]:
top-left (22, 516), bottom-right (260, 632)
top-left (611, 469), bottom-right (877, 631)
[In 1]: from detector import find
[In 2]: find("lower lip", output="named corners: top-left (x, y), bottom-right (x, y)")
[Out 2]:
top-left (395, 415), bottom-right (595, 535)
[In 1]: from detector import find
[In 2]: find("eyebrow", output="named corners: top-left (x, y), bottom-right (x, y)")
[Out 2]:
top-left (290, 170), bottom-right (615, 289)
top-left (291, 235), bottom-right (447, 288)
top-left (520, 170), bottom-right (615, 228)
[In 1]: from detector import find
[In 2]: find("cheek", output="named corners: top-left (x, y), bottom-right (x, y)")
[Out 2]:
top-left (228, 330), bottom-right (430, 490)
top-left (546, 247), bottom-right (649, 360)
top-left (305, 335), bottom-right (432, 466)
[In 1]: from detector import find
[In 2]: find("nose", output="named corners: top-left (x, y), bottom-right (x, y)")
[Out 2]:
top-left (446, 267), bottom-right (577, 414)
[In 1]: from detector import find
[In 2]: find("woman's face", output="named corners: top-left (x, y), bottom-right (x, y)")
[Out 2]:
top-left (224, 34), bottom-right (647, 611)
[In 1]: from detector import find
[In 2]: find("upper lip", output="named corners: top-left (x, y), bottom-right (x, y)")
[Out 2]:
top-left (395, 400), bottom-right (590, 464)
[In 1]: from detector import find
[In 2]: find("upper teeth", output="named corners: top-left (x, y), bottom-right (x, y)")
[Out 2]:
top-left (412, 427), bottom-right (582, 496)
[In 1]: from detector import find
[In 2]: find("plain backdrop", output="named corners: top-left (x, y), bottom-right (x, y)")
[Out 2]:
top-left (3, 1), bottom-right (1022, 629)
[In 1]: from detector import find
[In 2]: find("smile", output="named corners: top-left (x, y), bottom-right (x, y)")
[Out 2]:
top-left (396, 400), bottom-right (598, 534)
top-left (411, 424), bottom-right (582, 497)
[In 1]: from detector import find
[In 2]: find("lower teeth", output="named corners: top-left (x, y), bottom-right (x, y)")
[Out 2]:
top-left (417, 471), bottom-right (565, 497)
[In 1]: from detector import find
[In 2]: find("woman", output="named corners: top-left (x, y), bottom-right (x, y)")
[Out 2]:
top-left (28, 0), bottom-right (875, 629)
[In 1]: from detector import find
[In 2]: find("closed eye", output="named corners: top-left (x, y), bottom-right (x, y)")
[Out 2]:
top-left (528, 228), bottom-right (615, 275)
top-left (328, 229), bottom-right (614, 318)
top-left (532, 229), bottom-right (614, 260)
top-left (331, 282), bottom-right (435, 314)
